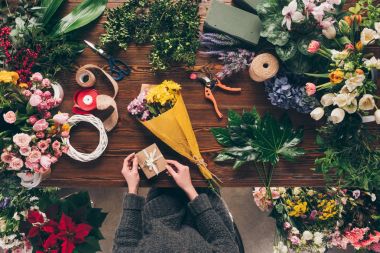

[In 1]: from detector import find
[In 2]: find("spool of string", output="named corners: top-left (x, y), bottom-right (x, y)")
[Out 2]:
top-left (249, 53), bottom-right (279, 82)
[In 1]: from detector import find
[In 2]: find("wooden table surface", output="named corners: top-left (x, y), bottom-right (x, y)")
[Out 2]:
top-left (42, 0), bottom-right (378, 188)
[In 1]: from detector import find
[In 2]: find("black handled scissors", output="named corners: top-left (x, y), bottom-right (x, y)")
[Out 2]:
top-left (84, 40), bottom-right (131, 81)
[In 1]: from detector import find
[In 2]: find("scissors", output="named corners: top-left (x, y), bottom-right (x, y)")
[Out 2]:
top-left (84, 40), bottom-right (131, 81)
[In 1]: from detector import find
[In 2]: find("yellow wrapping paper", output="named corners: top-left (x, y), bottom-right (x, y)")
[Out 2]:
top-left (139, 85), bottom-right (216, 183)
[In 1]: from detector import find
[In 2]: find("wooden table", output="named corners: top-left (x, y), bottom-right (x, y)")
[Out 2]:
top-left (43, 0), bottom-right (377, 188)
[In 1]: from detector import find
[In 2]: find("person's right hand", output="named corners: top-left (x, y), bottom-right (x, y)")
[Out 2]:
top-left (166, 160), bottom-right (198, 200)
top-left (122, 153), bottom-right (140, 195)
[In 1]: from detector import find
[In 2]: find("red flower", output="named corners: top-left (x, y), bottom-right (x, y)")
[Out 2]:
top-left (36, 234), bottom-right (59, 253)
top-left (27, 210), bottom-right (45, 224)
top-left (56, 213), bottom-right (92, 253)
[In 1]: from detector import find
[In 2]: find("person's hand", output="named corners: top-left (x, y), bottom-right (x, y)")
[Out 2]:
top-left (122, 153), bottom-right (140, 194)
top-left (166, 160), bottom-right (198, 200)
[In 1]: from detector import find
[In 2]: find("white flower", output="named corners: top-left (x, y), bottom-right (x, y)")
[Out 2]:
top-left (359, 94), bottom-right (376, 111)
top-left (375, 22), bottom-right (380, 34)
top-left (313, 232), bottom-right (324, 245)
top-left (371, 193), bottom-right (376, 202)
top-left (320, 93), bottom-right (335, 107)
top-left (282, 0), bottom-right (305, 30)
top-left (30, 196), bottom-right (39, 202)
top-left (293, 187), bottom-right (302, 196)
top-left (322, 25), bottom-right (336, 39)
top-left (331, 49), bottom-right (349, 62)
top-left (310, 107), bottom-right (324, 121)
top-left (363, 56), bottom-right (380, 69)
top-left (330, 108), bottom-right (345, 124)
top-left (327, 0), bottom-right (341, 4)
top-left (361, 28), bottom-right (379, 45)
top-left (12, 212), bottom-right (20, 221)
top-left (302, 231), bottom-right (314, 241)
top-left (345, 74), bottom-right (365, 92)
top-left (307, 189), bottom-right (315, 196)
top-left (0, 218), bottom-right (6, 232)
top-left (375, 110), bottom-right (380, 124)
top-left (333, 93), bottom-right (354, 107)
top-left (291, 227), bottom-right (300, 235)
top-left (353, 189), bottom-right (361, 199)
top-left (343, 99), bottom-right (357, 114)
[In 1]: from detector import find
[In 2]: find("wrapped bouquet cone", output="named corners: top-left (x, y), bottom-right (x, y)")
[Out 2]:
top-left (139, 84), bottom-right (218, 184)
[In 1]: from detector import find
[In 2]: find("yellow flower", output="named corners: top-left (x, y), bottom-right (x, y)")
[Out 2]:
top-left (0, 71), bottom-right (19, 85)
top-left (61, 123), bottom-right (71, 132)
top-left (329, 69), bottom-right (344, 84)
top-left (19, 82), bottom-right (29, 89)
top-left (355, 41), bottom-right (363, 51)
top-left (146, 80), bottom-right (181, 105)
top-left (317, 199), bottom-right (338, 220)
top-left (287, 200), bottom-right (308, 217)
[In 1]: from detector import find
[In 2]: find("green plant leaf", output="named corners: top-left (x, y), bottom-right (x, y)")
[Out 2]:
top-left (275, 40), bottom-right (297, 61)
top-left (41, 0), bottom-right (65, 27)
top-left (211, 128), bottom-right (233, 147)
top-left (50, 0), bottom-right (107, 36)
top-left (214, 153), bottom-right (235, 162)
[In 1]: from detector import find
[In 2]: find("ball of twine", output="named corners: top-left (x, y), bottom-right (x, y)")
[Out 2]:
top-left (65, 114), bottom-right (109, 162)
top-left (249, 53), bottom-right (279, 82)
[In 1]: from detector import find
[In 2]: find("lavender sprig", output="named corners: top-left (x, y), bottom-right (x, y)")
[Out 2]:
top-left (200, 33), bottom-right (241, 49)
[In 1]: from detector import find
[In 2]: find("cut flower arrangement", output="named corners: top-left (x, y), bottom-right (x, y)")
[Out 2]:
top-left (253, 187), bottom-right (380, 253)
top-left (0, 70), bottom-right (70, 188)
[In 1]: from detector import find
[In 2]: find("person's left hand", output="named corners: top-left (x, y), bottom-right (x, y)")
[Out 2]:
top-left (121, 153), bottom-right (140, 194)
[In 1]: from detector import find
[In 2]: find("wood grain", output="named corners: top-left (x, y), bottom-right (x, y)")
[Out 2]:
top-left (41, 0), bottom-right (379, 188)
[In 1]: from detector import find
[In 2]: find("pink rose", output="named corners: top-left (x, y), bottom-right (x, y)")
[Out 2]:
top-left (23, 90), bottom-right (32, 97)
top-left (345, 43), bottom-right (354, 51)
top-left (37, 140), bottom-right (49, 153)
top-left (28, 115), bottom-right (38, 125)
top-left (283, 222), bottom-right (292, 230)
top-left (25, 160), bottom-right (39, 171)
top-left (20, 146), bottom-right (32, 156)
top-left (41, 78), bottom-right (51, 87)
top-left (34, 89), bottom-right (43, 96)
top-left (290, 235), bottom-right (301, 245)
top-left (40, 155), bottom-right (52, 169)
top-left (8, 158), bottom-right (24, 170)
top-left (1, 152), bottom-right (14, 163)
top-left (31, 72), bottom-right (43, 82)
top-left (307, 40), bottom-right (320, 54)
top-left (305, 82), bottom-right (317, 96)
top-left (36, 131), bottom-right (45, 139)
top-left (43, 111), bottom-right (52, 119)
top-left (33, 119), bottom-right (49, 132)
top-left (50, 156), bottom-right (58, 164)
top-left (13, 133), bottom-right (32, 147)
top-left (27, 150), bottom-right (42, 163)
top-left (371, 243), bottom-right (380, 253)
top-left (54, 150), bottom-right (62, 158)
top-left (29, 94), bottom-right (42, 107)
top-left (3, 111), bottom-right (16, 124)
top-left (52, 140), bottom-right (61, 151)
top-left (53, 113), bottom-right (69, 125)
top-left (61, 131), bottom-right (70, 138)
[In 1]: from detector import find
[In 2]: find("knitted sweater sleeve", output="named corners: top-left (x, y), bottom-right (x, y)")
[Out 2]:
top-left (112, 194), bottom-right (145, 253)
top-left (188, 194), bottom-right (239, 253)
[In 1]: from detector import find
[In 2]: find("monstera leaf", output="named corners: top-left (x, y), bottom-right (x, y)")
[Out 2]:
top-left (211, 108), bottom-right (304, 169)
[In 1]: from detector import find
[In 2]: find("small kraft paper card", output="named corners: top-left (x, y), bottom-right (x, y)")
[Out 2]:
top-left (136, 143), bottom-right (167, 179)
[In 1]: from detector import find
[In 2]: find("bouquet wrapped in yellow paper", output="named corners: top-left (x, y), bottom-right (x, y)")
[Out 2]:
top-left (127, 80), bottom-right (217, 185)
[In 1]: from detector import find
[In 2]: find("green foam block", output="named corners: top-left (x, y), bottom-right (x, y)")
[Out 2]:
top-left (204, 0), bottom-right (262, 45)
top-left (234, 0), bottom-right (260, 13)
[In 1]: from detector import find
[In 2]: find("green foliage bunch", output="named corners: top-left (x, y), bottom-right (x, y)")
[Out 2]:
top-left (100, 0), bottom-right (200, 71)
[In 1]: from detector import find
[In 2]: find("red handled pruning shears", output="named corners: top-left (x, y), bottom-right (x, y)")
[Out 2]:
top-left (190, 72), bottom-right (241, 119)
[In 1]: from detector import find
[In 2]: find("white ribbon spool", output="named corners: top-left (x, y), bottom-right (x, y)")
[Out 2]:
top-left (65, 114), bottom-right (109, 162)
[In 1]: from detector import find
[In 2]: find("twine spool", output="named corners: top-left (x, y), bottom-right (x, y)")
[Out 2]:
top-left (75, 68), bottom-right (97, 88)
top-left (65, 114), bottom-right (109, 162)
top-left (249, 53), bottom-right (279, 82)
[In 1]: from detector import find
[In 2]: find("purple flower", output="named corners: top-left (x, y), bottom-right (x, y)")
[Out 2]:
top-left (127, 91), bottom-right (149, 116)
top-left (0, 197), bottom-right (11, 209)
top-left (309, 209), bottom-right (318, 220)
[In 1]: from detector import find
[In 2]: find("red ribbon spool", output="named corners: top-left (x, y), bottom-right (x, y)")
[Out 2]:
top-left (72, 89), bottom-right (98, 115)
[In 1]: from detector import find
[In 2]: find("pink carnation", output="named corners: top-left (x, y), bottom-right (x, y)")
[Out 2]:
top-left (61, 131), bottom-right (70, 138)
top-left (50, 156), bottom-right (58, 164)
top-left (23, 90), bottom-right (32, 97)
top-left (33, 119), bottom-right (49, 132)
top-left (20, 146), bottom-right (32, 156)
top-left (41, 78), bottom-right (51, 87)
top-left (1, 152), bottom-right (14, 163)
top-left (3, 111), bottom-right (16, 124)
top-left (53, 113), bottom-right (69, 125)
top-left (290, 235), bottom-right (301, 245)
top-left (52, 140), bottom-right (61, 151)
top-left (308, 40), bottom-right (320, 54)
top-left (371, 243), bottom-right (380, 253)
top-left (8, 158), bottom-right (24, 170)
top-left (25, 160), bottom-right (39, 171)
top-left (29, 94), bottom-right (42, 107)
top-left (37, 140), bottom-right (50, 153)
top-left (283, 222), bottom-right (292, 230)
top-left (13, 133), bottom-right (32, 147)
top-left (305, 82), bottom-right (316, 96)
top-left (252, 187), bottom-right (274, 211)
top-left (54, 150), bottom-right (62, 158)
top-left (43, 111), bottom-right (52, 119)
top-left (27, 150), bottom-right (42, 163)
top-left (31, 72), bottom-right (43, 82)
top-left (40, 155), bottom-right (52, 169)
top-left (36, 131), bottom-right (45, 139)
top-left (28, 115), bottom-right (38, 125)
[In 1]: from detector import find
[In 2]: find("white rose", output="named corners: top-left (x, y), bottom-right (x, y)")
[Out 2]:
top-left (12, 212), bottom-right (20, 221)
top-left (375, 22), bottom-right (380, 34)
top-left (320, 93), bottom-right (335, 107)
top-left (278, 241), bottom-right (288, 253)
top-left (291, 227), bottom-right (300, 235)
top-left (343, 99), bottom-right (357, 114)
top-left (310, 107), bottom-right (324, 121)
top-left (375, 110), bottom-right (380, 124)
top-left (330, 108), bottom-right (345, 124)
top-left (361, 28), bottom-right (379, 45)
top-left (302, 231), bottom-right (314, 241)
top-left (359, 94), bottom-right (376, 111)
top-left (293, 187), bottom-right (302, 196)
top-left (345, 74), bottom-right (365, 92)
top-left (371, 193), bottom-right (376, 202)
top-left (313, 232), bottom-right (324, 245)
top-left (333, 93), bottom-right (352, 107)
top-left (322, 26), bottom-right (336, 39)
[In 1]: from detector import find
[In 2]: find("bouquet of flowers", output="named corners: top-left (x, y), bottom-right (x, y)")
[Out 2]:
top-left (127, 80), bottom-right (217, 185)
top-left (0, 187), bottom-right (107, 253)
top-left (0, 70), bottom-right (70, 188)
top-left (307, 15), bottom-right (380, 125)
top-left (253, 187), bottom-right (380, 253)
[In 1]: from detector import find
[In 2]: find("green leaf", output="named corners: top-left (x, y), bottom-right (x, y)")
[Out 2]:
top-left (275, 41), bottom-right (297, 61)
top-left (297, 37), bottom-right (313, 56)
top-left (211, 128), bottom-right (233, 147)
top-left (304, 72), bottom-right (329, 78)
top-left (233, 160), bottom-right (246, 169)
top-left (214, 153), bottom-right (234, 162)
top-left (256, 0), bottom-right (279, 15)
top-left (41, 0), bottom-right (65, 27)
top-left (50, 0), bottom-right (107, 36)
top-left (268, 30), bottom-right (290, 46)
top-left (348, 3), bottom-right (361, 14)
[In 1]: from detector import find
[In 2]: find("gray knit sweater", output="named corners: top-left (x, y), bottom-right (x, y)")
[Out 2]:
top-left (113, 188), bottom-right (239, 253)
